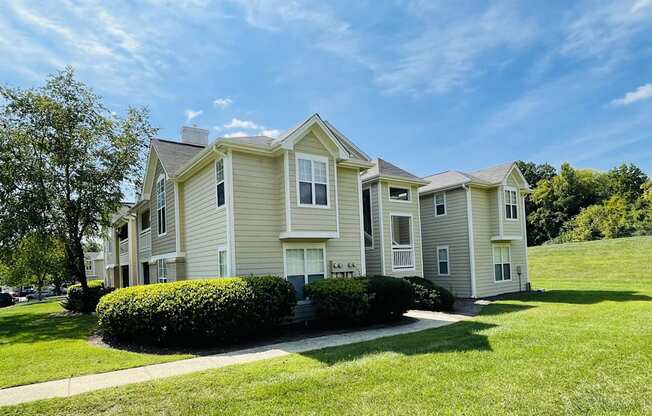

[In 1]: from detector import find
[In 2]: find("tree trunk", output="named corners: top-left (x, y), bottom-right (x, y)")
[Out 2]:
top-left (65, 236), bottom-right (87, 289)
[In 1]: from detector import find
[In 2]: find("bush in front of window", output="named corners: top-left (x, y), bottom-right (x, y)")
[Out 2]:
top-left (304, 278), bottom-right (369, 325)
top-left (403, 276), bottom-right (455, 312)
top-left (362, 276), bottom-right (415, 321)
top-left (62, 280), bottom-right (113, 313)
top-left (96, 276), bottom-right (296, 346)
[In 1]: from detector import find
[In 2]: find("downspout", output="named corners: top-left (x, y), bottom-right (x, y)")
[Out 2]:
top-left (463, 184), bottom-right (477, 298)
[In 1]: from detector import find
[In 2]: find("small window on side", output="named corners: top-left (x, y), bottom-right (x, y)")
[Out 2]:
top-left (435, 193), bottom-right (446, 216)
top-left (216, 159), bottom-right (225, 208)
top-left (389, 187), bottom-right (410, 201)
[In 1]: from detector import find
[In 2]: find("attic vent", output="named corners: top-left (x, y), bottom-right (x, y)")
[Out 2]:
top-left (180, 126), bottom-right (208, 146)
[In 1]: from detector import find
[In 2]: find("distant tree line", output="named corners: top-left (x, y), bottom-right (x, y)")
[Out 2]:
top-left (517, 161), bottom-right (652, 246)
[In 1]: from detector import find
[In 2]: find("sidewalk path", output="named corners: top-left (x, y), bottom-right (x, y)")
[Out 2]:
top-left (0, 310), bottom-right (471, 407)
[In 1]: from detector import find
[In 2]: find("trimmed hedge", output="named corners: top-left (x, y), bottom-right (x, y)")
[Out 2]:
top-left (363, 276), bottom-right (415, 321)
top-left (304, 278), bottom-right (369, 325)
top-left (62, 280), bottom-right (111, 313)
top-left (404, 276), bottom-right (455, 311)
top-left (96, 276), bottom-right (296, 346)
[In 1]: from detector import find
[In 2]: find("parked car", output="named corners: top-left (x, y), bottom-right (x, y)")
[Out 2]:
top-left (0, 293), bottom-right (15, 308)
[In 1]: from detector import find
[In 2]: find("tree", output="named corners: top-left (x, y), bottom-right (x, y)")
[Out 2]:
top-left (83, 240), bottom-right (102, 253)
top-left (516, 161), bottom-right (557, 246)
top-left (607, 163), bottom-right (649, 203)
top-left (516, 161), bottom-right (556, 188)
top-left (0, 67), bottom-right (155, 289)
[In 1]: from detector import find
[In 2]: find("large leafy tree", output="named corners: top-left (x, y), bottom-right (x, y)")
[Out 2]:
top-left (606, 163), bottom-right (649, 202)
top-left (0, 67), bottom-right (155, 289)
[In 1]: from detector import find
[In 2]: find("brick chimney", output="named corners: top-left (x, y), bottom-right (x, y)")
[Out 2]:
top-left (180, 126), bottom-right (208, 146)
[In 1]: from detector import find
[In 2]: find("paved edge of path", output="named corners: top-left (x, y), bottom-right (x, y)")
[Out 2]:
top-left (0, 309), bottom-right (472, 407)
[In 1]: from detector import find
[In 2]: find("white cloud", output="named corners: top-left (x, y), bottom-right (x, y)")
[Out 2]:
top-left (213, 98), bottom-right (233, 109)
top-left (185, 109), bottom-right (203, 122)
top-left (611, 83), bottom-right (652, 106)
top-left (224, 117), bottom-right (260, 129)
top-left (223, 131), bottom-right (249, 138)
top-left (260, 129), bottom-right (281, 138)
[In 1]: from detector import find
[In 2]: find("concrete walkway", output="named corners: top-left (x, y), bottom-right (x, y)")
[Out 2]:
top-left (0, 310), bottom-right (470, 407)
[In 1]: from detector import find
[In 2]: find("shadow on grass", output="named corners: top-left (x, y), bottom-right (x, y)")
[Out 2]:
top-left (499, 289), bottom-right (652, 305)
top-left (0, 310), bottom-right (96, 344)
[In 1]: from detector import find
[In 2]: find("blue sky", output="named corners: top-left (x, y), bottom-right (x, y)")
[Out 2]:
top-left (1, 0), bottom-right (651, 176)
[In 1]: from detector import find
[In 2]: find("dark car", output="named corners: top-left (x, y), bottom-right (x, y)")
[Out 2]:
top-left (0, 293), bottom-right (14, 308)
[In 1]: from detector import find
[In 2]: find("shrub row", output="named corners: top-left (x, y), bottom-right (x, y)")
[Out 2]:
top-left (403, 276), bottom-right (455, 311)
top-left (96, 276), bottom-right (295, 346)
top-left (62, 280), bottom-right (112, 313)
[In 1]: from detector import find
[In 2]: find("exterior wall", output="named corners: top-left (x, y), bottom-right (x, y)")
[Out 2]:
top-left (364, 182), bottom-right (383, 275)
top-left (502, 172), bottom-right (524, 237)
top-left (182, 159), bottom-right (228, 278)
top-left (379, 181), bottom-right (423, 277)
top-left (150, 159), bottom-right (177, 256)
top-left (420, 188), bottom-right (472, 297)
top-left (90, 259), bottom-right (105, 280)
top-left (287, 132), bottom-right (337, 232)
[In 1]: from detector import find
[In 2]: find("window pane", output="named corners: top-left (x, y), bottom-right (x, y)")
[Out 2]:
top-left (436, 204), bottom-right (446, 216)
top-left (216, 160), bottom-right (224, 182)
top-left (306, 249), bottom-right (324, 274)
top-left (501, 247), bottom-right (510, 262)
top-left (363, 189), bottom-right (372, 238)
top-left (217, 182), bottom-right (225, 207)
top-left (493, 246), bottom-right (500, 263)
top-left (286, 249), bottom-right (305, 276)
top-left (505, 204), bottom-right (512, 219)
top-left (141, 210), bottom-right (150, 230)
top-left (307, 274), bottom-right (324, 284)
top-left (314, 183), bottom-right (327, 205)
top-left (389, 187), bottom-right (409, 201)
top-left (298, 159), bottom-right (312, 181)
top-left (438, 248), bottom-right (448, 261)
top-left (288, 276), bottom-right (305, 300)
top-left (391, 216), bottom-right (411, 246)
top-left (511, 205), bottom-right (518, 219)
top-left (313, 161), bottom-right (327, 183)
top-left (299, 182), bottom-right (313, 204)
top-left (503, 264), bottom-right (511, 280)
top-left (439, 261), bottom-right (448, 275)
top-left (494, 264), bottom-right (503, 281)
top-left (218, 251), bottom-right (227, 277)
top-left (435, 194), bottom-right (444, 205)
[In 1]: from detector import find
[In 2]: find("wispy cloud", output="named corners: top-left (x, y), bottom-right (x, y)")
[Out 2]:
top-left (213, 98), bottom-right (233, 109)
top-left (185, 109), bottom-right (203, 123)
top-left (611, 83), bottom-right (652, 106)
top-left (224, 117), bottom-right (260, 129)
top-left (260, 129), bottom-right (281, 138)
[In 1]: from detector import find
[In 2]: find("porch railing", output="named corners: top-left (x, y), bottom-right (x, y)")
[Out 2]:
top-left (119, 239), bottom-right (129, 265)
top-left (139, 229), bottom-right (151, 253)
top-left (392, 247), bottom-right (414, 270)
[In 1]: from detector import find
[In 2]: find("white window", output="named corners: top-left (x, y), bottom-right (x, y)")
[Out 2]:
top-left (158, 259), bottom-right (168, 283)
top-left (218, 248), bottom-right (228, 277)
top-left (437, 246), bottom-right (449, 276)
top-left (297, 154), bottom-right (328, 207)
top-left (362, 188), bottom-right (373, 248)
top-left (85, 260), bottom-right (93, 273)
top-left (285, 247), bottom-right (325, 301)
top-left (216, 159), bottom-right (225, 208)
top-left (156, 176), bottom-right (167, 235)
top-left (493, 245), bottom-right (511, 282)
top-left (504, 188), bottom-right (518, 220)
top-left (434, 192), bottom-right (447, 216)
top-left (389, 186), bottom-right (410, 202)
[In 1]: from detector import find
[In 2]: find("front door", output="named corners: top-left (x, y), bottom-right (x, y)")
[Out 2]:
top-left (121, 265), bottom-right (129, 288)
top-left (142, 262), bottom-right (150, 285)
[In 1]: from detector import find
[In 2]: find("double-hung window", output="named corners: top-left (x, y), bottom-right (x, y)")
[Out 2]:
top-left (216, 159), bottom-right (225, 208)
top-left (156, 176), bottom-right (167, 235)
top-left (434, 192), bottom-right (446, 216)
top-left (504, 188), bottom-right (518, 220)
top-left (285, 247), bottom-right (325, 301)
top-left (389, 186), bottom-right (410, 202)
top-left (157, 259), bottom-right (168, 283)
top-left (493, 245), bottom-right (511, 281)
top-left (362, 189), bottom-right (373, 248)
top-left (297, 155), bottom-right (328, 207)
top-left (217, 247), bottom-right (228, 277)
top-left (85, 260), bottom-right (93, 274)
top-left (437, 246), bottom-right (449, 275)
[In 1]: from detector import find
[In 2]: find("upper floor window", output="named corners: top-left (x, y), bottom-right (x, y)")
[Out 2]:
top-left (362, 189), bottom-right (373, 248)
top-left (389, 186), bottom-right (410, 202)
top-left (156, 176), bottom-right (167, 236)
top-left (216, 159), bottom-right (225, 208)
top-left (141, 210), bottom-right (150, 231)
top-left (505, 189), bottom-right (518, 220)
top-left (434, 192), bottom-right (447, 216)
top-left (297, 154), bottom-right (328, 207)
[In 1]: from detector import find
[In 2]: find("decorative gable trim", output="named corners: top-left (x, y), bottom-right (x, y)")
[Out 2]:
top-left (279, 114), bottom-right (349, 160)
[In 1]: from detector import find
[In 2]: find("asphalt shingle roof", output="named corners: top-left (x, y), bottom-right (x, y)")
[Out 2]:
top-left (361, 158), bottom-right (424, 183)
top-left (152, 139), bottom-right (205, 176)
top-left (420, 162), bottom-right (527, 194)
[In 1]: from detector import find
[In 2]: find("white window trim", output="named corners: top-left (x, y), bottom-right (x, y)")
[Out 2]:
top-left (295, 152), bottom-right (330, 209)
top-left (434, 192), bottom-right (447, 217)
top-left (390, 212), bottom-right (415, 272)
top-left (362, 187), bottom-right (373, 250)
top-left (436, 245), bottom-right (450, 276)
top-left (215, 159), bottom-right (226, 210)
top-left (156, 174), bottom-right (167, 237)
top-left (85, 260), bottom-right (95, 275)
top-left (157, 259), bottom-right (168, 283)
top-left (217, 245), bottom-right (228, 277)
top-left (492, 244), bottom-right (512, 283)
top-left (283, 242), bottom-right (327, 304)
top-left (388, 185), bottom-right (411, 203)
top-left (504, 186), bottom-right (519, 222)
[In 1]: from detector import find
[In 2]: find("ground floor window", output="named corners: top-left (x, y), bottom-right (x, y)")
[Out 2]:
top-left (285, 247), bottom-right (325, 301)
top-left (218, 247), bottom-right (228, 277)
top-left (437, 246), bottom-right (449, 275)
top-left (158, 259), bottom-right (168, 283)
top-left (493, 245), bottom-right (511, 281)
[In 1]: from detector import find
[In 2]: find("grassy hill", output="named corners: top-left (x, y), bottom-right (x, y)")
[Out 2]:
top-left (4, 237), bottom-right (652, 415)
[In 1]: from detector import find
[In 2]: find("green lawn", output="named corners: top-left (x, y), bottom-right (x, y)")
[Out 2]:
top-left (3, 236), bottom-right (652, 415)
top-left (0, 298), bottom-right (190, 388)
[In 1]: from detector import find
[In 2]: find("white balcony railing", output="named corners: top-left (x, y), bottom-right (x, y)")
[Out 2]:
top-left (119, 239), bottom-right (129, 265)
top-left (392, 247), bottom-right (414, 270)
top-left (139, 229), bottom-right (151, 252)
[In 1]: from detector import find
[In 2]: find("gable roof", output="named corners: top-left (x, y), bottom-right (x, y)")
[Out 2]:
top-left (361, 158), bottom-right (428, 185)
top-left (84, 252), bottom-right (104, 261)
top-left (151, 139), bottom-right (206, 177)
top-left (420, 162), bottom-right (531, 194)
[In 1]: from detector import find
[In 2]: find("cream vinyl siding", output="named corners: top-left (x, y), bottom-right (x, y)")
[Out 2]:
top-left (364, 183), bottom-right (383, 275)
top-left (420, 188), bottom-right (472, 297)
top-left (380, 181), bottom-right (423, 277)
top-left (150, 160), bottom-right (176, 255)
top-left (288, 132), bottom-right (337, 232)
top-left (502, 172), bottom-right (523, 236)
top-left (182, 160), bottom-right (227, 278)
top-left (232, 151), bottom-right (285, 276)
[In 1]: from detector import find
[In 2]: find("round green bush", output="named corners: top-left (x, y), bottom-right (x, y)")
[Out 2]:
top-left (362, 276), bottom-right (415, 321)
top-left (304, 278), bottom-right (369, 325)
top-left (403, 276), bottom-right (455, 311)
top-left (96, 276), bottom-right (296, 346)
top-left (62, 280), bottom-right (111, 313)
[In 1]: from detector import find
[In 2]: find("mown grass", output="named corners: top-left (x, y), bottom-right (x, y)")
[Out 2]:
top-left (3, 236), bottom-right (652, 415)
top-left (0, 299), bottom-right (190, 388)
